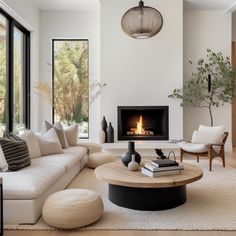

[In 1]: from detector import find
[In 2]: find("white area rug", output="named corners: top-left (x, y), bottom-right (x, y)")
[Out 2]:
top-left (4, 160), bottom-right (236, 231)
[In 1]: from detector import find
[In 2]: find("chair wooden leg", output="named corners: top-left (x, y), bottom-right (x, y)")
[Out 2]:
top-left (209, 158), bottom-right (212, 171)
top-left (208, 150), bottom-right (212, 171)
top-left (197, 155), bottom-right (199, 162)
top-left (180, 149), bottom-right (185, 162)
top-left (222, 157), bottom-right (225, 167)
top-left (222, 147), bottom-right (225, 167)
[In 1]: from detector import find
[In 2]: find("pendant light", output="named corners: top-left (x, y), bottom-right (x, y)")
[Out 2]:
top-left (121, 0), bottom-right (163, 39)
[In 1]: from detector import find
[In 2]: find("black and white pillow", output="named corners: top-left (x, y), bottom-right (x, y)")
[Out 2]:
top-left (0, 131), bottom-right (31, 171)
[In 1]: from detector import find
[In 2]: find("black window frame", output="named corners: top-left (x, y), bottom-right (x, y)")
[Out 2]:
top-left (0, 7), bottom-right (30, 132)
top-left (52, 39), bottom-right (89, 139)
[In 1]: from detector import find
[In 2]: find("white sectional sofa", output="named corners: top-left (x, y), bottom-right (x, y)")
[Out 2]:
top-left (0, 143), bottom-right (101, 224)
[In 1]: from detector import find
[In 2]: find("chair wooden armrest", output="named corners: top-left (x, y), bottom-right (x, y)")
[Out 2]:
top-left (208, 143), bottom-right (224, 146)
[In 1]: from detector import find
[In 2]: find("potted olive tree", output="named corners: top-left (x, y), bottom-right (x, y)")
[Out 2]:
top-left (169, 49), bottom-right (236, 126)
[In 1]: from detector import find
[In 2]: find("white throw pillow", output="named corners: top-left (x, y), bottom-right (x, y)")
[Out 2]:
top-left (64, 124), bottom-right (78, 146)
top-left (20, 130), bottom-right (41, 159)
top-left (198, 125), bottom-right (225, 134)
top-left (191, 130), bottom-right (224, 145)
top-left (0, 146), bottom-right (8, 172)
top-left (37, 128), bottom-right (63, 156)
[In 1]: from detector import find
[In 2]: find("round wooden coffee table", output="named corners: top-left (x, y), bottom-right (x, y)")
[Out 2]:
top-left (95, 161), bottom-right (203, 211)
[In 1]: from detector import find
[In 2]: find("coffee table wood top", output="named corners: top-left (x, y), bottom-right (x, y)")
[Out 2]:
top-left (95, 160), bottom-right (203, 188)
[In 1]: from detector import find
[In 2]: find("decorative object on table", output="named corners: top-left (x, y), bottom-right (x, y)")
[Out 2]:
top-left (167, 151), bottom-right (176, 161)
top-left (128, 154), bottom-right (139, 171)
top-left (169, 49), bottom-right (236, 126)
top-left (101, 116), bottom-right (108, 142)
top-left (107, 122), bottom-right (114, 143)
top-left (151, 159), bottom-right (178, 168)
top-left (144, 163), bottom-right (183, 173)
top-left (155, 148), bottom-right (166, 159)
top-left (121, 141), bottom-right (141, 167)
top-left (141, 167), bottom-right (183, 178)
top-left (98, 130), bottom-right (106, 144)
top-left (121, 0), bottom-right (163, 39)
top-left (142, 159), bottom-right (183, 177)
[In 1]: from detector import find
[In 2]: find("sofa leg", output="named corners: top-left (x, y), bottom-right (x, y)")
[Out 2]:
top-left (197, 155), bottom-right (199, 162)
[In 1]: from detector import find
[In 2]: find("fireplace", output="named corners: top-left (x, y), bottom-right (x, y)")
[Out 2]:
top-left (118, 106), bottom-right (169, 140)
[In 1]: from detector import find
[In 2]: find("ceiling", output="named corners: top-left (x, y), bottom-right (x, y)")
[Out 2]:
top-left (184, 0), bottom-right (236, 11)
top-left (31, 0), bottom-right (236, 11)
top-left (31, 0), bottom-right (99, 11)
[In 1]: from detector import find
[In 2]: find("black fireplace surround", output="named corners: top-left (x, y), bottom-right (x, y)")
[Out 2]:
top-left (118, 106), bottom-right (169, 141)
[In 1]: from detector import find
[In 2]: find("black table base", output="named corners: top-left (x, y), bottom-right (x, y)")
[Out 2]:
top-left (108, 184), bottom-right (186, 211)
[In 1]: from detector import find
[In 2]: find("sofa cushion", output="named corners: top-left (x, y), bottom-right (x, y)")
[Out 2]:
top-left (20, 130), bottom-right (41, 159)
top-left (77, 143), bottom-right (102, 154)
top-left (198, 124), bottom-right (225, 134)
top-left (37, 128), bottom-right (63, 156)
top-left (39, 153), bottom-right (82, 172)
top-left (64, 124), bottom-right (78, 146)
top-left (0, 158), bottom-right (66, 200)
top-left (0, 137), bottom-right (31, 171)
top-left (178, 141), bottom-right (208, 153)
top-left (54, 122), bottom-right (69, 148)
top-left (63, 146), bottom-right (87, 158)
top-left (45, 121), bottom-right (68, 149)
top-left (0, 146), bottom-right (8, 172)
top-left (191, 130), bottom-right (224, 145)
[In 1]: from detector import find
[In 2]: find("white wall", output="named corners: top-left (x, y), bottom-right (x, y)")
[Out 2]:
top-left (233, 11), bottom-right (236, 41)
top-left (183, 11), bottom-right (232, 147)
top-left (1, 0), bottom-right (40, 131)
top-left (100, 0), bottom-right (184, 141)
top-left (39, 9), bottom-right (100, 140)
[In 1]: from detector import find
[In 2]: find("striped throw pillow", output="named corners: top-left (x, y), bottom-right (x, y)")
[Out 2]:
top-left (0, 132), bottom-right (31, 171)
top-left (3, 131), bottom-right (22, 141)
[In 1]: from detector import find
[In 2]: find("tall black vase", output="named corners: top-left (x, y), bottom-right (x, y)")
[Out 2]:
top-left (107, 122), bottom-right (114, 143)
top-left (101, 116), bottom-right (108, 142)
top-left (121, 141), bottom-right (141, 167)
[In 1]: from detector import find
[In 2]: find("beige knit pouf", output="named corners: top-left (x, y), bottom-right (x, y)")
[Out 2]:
top-left (87, 152), bottom-right (115, 168)
top-left (42, 189), bottom-right (104, 229)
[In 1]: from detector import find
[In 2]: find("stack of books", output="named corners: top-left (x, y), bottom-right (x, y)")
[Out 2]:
top-left (141, 159), bottom-right (184, 177)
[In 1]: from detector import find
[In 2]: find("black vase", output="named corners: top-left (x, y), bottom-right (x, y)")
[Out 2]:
top-left (101, 116), bottom-right (108, 142)
top-left (121, 141), bottom-right (141, 167)
top-left (107, 122), bottom-right (114, 143)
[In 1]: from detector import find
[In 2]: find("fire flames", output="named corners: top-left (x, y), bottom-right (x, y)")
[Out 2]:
top-left (127, 116), bottom-right (154, 136)
top-left (135, 116), bottom-right (145, 135)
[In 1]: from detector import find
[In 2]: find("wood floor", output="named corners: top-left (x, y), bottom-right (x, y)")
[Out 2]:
top-left (4, 149), bottom-right (236, 236)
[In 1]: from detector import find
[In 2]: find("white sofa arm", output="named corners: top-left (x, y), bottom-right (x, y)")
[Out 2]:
top-left (77, 142), bottom-right (102, 154)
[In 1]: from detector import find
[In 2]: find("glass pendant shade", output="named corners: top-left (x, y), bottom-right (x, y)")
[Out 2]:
top-left (121, 0), bottom-right (163, 39)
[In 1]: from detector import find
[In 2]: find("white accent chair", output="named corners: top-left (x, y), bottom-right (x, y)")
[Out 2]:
top-left (178, 125), bottom-right (228, 171)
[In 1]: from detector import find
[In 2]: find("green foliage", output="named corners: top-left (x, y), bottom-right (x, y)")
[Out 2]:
top-left (54, 41), bottom-right (89, 125)
top-left (0, 38), bottom-right (6, 123)
top-left (169, 49), bottom-right (236, 126)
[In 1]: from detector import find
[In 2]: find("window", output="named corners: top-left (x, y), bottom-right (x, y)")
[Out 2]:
top-left (52, 39), bottom-right (89, 138)
top-left (0, 8), bottom-right (30, 135)
top-left (0, 13), bottom-right (7, 136)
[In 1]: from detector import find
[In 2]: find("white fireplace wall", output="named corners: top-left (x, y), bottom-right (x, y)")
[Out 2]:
top-left (100, 0), bottom-right (184, 142)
